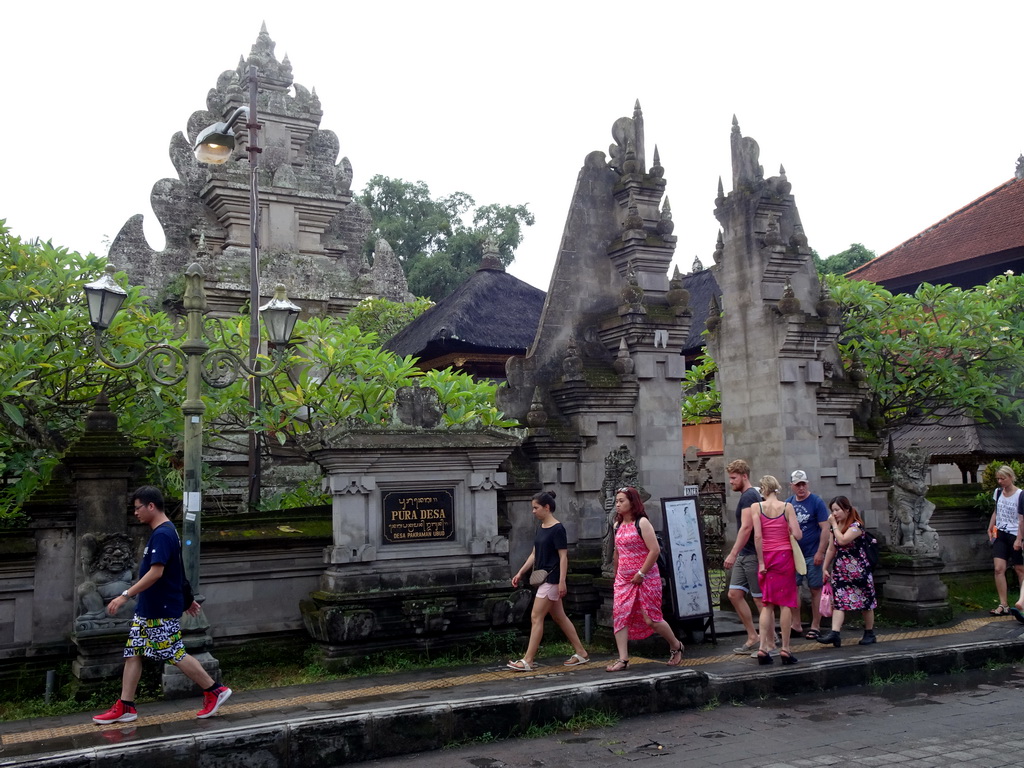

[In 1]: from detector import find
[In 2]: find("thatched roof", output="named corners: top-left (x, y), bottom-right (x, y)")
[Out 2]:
top-left (385, 259), bottom-right (546, 360)
top-left (680, 267), bottom-right (721, 356)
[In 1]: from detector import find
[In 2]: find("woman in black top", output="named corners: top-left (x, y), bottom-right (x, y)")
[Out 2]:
top-left (508, 491), bottom-right (590, 671)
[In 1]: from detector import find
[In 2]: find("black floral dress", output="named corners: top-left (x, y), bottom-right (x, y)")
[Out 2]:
top-left (831, 523), bottom-right (877, 611)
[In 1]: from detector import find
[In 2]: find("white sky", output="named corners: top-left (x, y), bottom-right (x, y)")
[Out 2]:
top-left (3, 1), bottom-right (1022, 291)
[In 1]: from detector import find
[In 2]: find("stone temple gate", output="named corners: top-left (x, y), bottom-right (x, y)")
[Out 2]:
top-left (107, 24), bottom-right (410, 319)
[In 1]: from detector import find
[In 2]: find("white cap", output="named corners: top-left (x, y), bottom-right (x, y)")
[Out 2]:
top-left (791, 470), bottom-right (808, 483)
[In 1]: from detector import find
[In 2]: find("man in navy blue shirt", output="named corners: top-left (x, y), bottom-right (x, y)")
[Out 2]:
top-left (92, 486), bottom-right (232, 724)
top-left (786, 470), bottom-right (830, 639)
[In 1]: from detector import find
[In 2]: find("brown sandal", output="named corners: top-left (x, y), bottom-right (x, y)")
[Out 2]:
top-left (666, 640), bottom-right (685, 666)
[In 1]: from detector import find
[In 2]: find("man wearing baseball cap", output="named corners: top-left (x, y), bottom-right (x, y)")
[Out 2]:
top-left (786, 470), bottom-right (830, 639)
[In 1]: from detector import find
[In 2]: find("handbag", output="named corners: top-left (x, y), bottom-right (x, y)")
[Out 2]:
top-left (529, 569), bottom-right (549, 587)
top-left (819, 582), bottom-right (834, 617)
top-left (791, 536), bottom-right (807, 576)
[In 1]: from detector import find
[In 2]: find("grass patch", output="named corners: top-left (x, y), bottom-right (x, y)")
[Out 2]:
top-left (523, 708), bottom-right (619, 739)
top-left (444, 731), bottom-right (502, 749)
top-left (699, 696), bottom-right (720, 711)
top-left (869, 670), bottom-right (927, 687)
top-left (943, 571), bottom-right (1013, 614)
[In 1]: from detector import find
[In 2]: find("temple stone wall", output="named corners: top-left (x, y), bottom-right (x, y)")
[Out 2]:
top-left (707, 119), bottom-right (883, 535)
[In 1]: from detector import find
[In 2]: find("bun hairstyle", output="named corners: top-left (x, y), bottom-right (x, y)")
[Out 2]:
top-left (532, 490), bottom-right (557, 511)
top-left (613, 486), bottom-right (648, 526)
top-left (758, 475), bottom-right (781, 497)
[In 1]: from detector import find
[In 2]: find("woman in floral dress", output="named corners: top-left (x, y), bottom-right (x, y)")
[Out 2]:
top-left (607, 486), bottom-right (684, 671)
top-left (817, 496), bottom-right (877, 648)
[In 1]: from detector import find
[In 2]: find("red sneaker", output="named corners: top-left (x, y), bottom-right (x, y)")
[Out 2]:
top-left (196, 686), bottom-right (232, 719)
top-left (92, 699), bottom-right (138, 724)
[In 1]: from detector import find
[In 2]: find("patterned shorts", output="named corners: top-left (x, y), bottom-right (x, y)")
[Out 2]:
top-left (124, 615), bottom-right (187, 663)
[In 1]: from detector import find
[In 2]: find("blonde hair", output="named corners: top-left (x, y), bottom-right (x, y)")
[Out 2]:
top-left (996, 465), bottom-right (1017, 483)
top-left (759, 475), bottom-right (781, 497)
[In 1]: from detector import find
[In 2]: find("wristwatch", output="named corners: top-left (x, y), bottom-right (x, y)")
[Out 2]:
top-left (121, 589), bottom-right (130, 598)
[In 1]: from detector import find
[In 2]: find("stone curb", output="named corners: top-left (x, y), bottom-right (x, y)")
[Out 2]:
top-left (7, 636), bottom-right (1024, 767)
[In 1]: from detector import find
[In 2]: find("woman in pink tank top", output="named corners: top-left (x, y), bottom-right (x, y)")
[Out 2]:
top-left (751, 475), bottom-right (802, 665)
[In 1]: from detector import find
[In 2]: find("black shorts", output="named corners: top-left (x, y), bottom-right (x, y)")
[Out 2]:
top-left (992, 530), bottom-right (1023, 566)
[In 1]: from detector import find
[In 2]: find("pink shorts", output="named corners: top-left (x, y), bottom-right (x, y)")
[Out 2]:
top-left (536, 582), bottom-right (561, 601)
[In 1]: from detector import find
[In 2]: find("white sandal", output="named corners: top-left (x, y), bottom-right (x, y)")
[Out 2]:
top-left (507, 658), bottom-right (536, 671)
top-left (563, 653), bottom-right (590, 667)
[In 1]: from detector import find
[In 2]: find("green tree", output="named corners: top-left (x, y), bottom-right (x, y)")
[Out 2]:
top-left (258, 318), bottom-right (517, 443)
top-left (674, 272), bottom-right (1024, 446)
top-left (341, 296), bottom-right (434, 341)
top-left (814, 243), bottom-right (876, 276)
top-left (0, 223), bottom-right (195, 521)
top-left (681, 353), bottom-right (720, 424)
top-left (360, 175), bottom-right (534, 300)
top-left (829, 272), bottom-right (1024, 441)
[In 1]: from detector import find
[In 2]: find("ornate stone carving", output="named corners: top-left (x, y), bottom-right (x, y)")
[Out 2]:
top-left (890, 445), bottom-right (940, 554)
top-left (656, 196), bottom-right (674, 236)
top-left (600, 445), bottom-right (648, 575)
top-left (763, 212), bottom-right (784, 247)
top-left (394, 385), bottom-right (443, 429)
top-left (666, 265), bottom-right (690, 314)
top-left (562, 338), bottom-right (584, 382)
top-left (623, 192), bottom-right (645, 231)
top-left (613, 338), bottom-right (635, 379)
top-left (525, 387), bottom-right (549, 429)
top-left (730, 116), bottom-right (764, 189)
top-left (75, 533), bottom-right (136, 631)
top-left (620, 268), bottom-right (645, 314)
top-left (778, 280), bottom-right (801, 315)
top-left (712, 230), bottom-right (724, 265)
top-left (816, 282), bottom-right (839, 321)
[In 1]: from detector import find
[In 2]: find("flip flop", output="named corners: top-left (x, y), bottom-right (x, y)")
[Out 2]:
top-left (563, 653), bottom-right (590, 667)
top-left (507, 658), bottom-right (536, 671)
top-left (1011, 607), bottom-right (1024, 625)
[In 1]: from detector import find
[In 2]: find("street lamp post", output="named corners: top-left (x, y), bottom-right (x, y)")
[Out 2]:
top-left (83, 263), bottom-right (299, 593)
top-left (193, 64), bottom-right (264, 508)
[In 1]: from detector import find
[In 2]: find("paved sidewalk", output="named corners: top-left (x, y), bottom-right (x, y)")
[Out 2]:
top-left (2, 612), bottom-right (1023, 767)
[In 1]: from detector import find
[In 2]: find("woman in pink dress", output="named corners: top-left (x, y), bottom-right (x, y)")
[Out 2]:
top-left (607, 486), bottom-right (684, 672)
top-left (751, 475), bottom-right (802, 665)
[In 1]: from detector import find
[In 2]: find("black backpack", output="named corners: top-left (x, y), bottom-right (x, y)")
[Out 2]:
top-left (635, 519), bottom-right (671, 575)
top-left (859, 526), bottom-right (880, 570)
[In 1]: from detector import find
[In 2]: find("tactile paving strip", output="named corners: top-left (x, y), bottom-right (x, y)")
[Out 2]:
top-left (0, 616), bottom-right (1004, 747)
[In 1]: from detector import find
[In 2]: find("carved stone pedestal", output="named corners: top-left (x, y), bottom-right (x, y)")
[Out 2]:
top-left (71, 630), bottom-right (131, 688)
top-left (299, 423), bottom-right (527, 669)
top-left (302, 557), bottom-right (531, 670)
top-left (880, 555), bottom-right (950, 625)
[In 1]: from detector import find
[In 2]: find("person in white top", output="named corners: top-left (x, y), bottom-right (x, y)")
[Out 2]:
top-left (987, 465), bottom-right (1023, 617)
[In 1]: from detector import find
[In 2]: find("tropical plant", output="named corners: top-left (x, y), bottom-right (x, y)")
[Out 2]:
top-left (829, 272), bottom-right (1024, 445)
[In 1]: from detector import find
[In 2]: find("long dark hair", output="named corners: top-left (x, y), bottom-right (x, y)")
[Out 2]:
top-left (532, 490), bottom-right (557, 511)
top-left (613, 486), bottom-right (647, 526)
top-left (828, 495), bottom-right (863, 534)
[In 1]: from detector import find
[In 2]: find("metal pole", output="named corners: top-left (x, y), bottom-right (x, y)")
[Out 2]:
top-left (180, 264), bottom-right (209, 591)
top-left (246, 65), bottom-right (263, 510)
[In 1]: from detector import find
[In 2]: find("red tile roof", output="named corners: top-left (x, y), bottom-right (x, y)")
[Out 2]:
top-left (848, 176), bottom-right (1024, 284)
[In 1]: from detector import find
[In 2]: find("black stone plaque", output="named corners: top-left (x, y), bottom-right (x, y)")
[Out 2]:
top-left (381, 489), bottom-right (455, 544)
